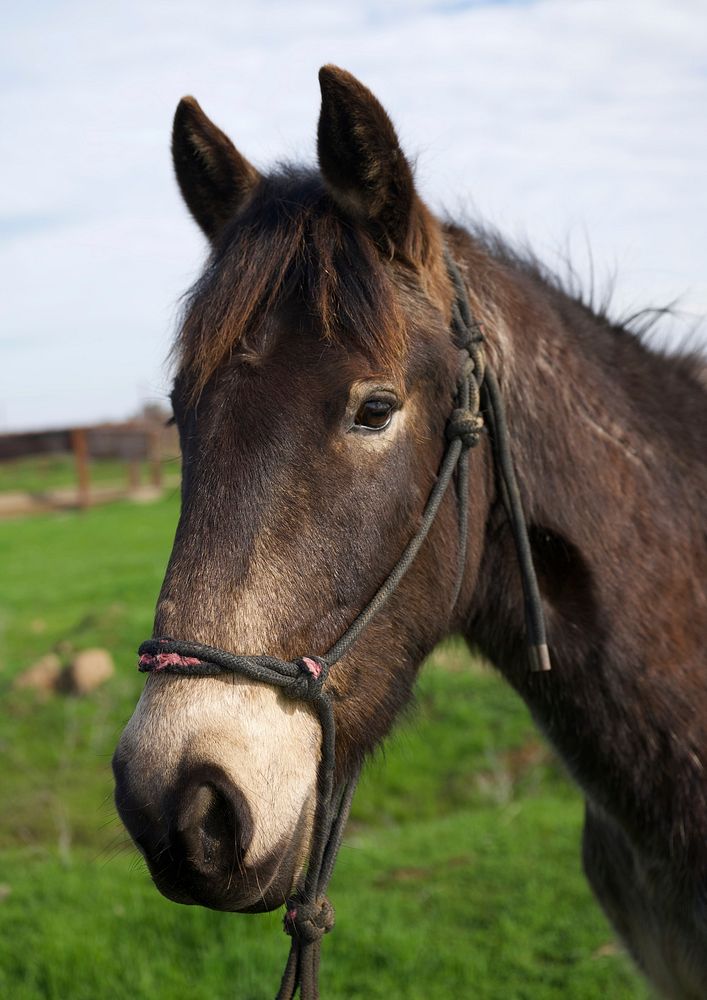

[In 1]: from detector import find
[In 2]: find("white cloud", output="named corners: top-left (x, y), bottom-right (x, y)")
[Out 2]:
top-left (1, 0), bottom-right (706, 429)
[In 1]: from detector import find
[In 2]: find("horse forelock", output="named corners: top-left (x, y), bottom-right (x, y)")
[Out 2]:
top-left (171, 168), bottom-right (431, 399)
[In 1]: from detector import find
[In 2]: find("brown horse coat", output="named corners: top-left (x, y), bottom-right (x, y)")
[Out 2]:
top-left (114, 66), bottom-right (707, 999)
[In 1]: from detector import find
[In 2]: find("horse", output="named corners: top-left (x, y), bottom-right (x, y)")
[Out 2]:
top-left (113, 66), bottom-right (707, 998)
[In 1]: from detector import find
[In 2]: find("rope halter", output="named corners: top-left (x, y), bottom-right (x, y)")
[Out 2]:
top-left (136, 251), bottom-right (551, 1000)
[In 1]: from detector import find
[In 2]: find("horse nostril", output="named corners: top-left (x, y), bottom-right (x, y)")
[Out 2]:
top-left (174, 779), bottom-right (254, 879)
top-left (114, 757), bottom-right (266, 908)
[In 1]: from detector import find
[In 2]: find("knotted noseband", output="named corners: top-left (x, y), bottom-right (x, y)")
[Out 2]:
top-left (137, 253), bottom-right (550, 1000)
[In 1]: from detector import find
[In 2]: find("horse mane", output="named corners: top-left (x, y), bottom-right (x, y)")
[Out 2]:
top-left (174, 167), bottom-right (407, 397)
top-left (460, 220), bottom-right (706, 390)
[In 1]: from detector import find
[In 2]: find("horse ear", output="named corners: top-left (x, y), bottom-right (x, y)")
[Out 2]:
top-left (317, 66), bottom-right (418, 255)
top-left (172, 97), bottom-right (260, 242)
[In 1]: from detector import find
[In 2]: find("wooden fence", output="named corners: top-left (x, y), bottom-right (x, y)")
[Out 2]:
top-left (0, 421), bottom-right (179, 511)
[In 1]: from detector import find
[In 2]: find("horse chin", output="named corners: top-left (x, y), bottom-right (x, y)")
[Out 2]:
top-left (150, 855), bottom-right (299, 913)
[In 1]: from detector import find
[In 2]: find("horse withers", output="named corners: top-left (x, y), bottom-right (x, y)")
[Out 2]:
top-left (113, 66), bottom-right (707, 997)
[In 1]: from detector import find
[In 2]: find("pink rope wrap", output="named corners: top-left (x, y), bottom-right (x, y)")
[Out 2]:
top-left (301, 656), bottom-right (322, 679)
top-left (138, 652), bottom-right (202, 671)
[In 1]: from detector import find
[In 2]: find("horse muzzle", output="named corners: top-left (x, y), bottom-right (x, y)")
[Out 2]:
top-left (112, 756), bottom-right (311, 912)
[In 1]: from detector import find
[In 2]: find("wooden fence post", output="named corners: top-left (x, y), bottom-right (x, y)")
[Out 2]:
top-left (149, 429), bottom-right (163, 491)
top-left (71, 428), bottom-right (90, 508)
top-left (128, 458), bottom-right (141, 492)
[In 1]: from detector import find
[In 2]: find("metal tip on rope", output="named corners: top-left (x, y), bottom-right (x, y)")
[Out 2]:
top-left (530, 643), bottom-right (552, 672)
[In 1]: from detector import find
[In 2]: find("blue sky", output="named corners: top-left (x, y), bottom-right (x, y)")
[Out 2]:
top-left (1, 0), bottom-right (706, 430)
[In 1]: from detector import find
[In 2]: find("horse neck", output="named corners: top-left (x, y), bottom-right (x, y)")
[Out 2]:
top-left (461, 243), bottom-right (707, 863)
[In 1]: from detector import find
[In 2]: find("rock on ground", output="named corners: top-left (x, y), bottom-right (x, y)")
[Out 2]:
top-left (13, 653), bottom-right (62, 694)
top-left (65, 648), bottom-right (114, 694)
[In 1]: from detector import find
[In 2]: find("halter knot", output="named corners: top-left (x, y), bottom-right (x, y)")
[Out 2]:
top-left (284, 656), bottom-right (328, 701)
top-left (458, 356), bottom-right (476, 384)
top-left (283, 897), bottom-right (335, 943)
top-left (447, 408), bottom-right (484, 449)
top-left (451, 302), bottom-right (484, 352)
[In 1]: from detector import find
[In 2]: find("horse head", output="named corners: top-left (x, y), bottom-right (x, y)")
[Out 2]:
top-left (113, 67), bottom-right (491, 912)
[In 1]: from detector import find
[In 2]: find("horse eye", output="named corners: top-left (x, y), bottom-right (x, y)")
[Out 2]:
top-left (354, 398), bottom-right (395, 431)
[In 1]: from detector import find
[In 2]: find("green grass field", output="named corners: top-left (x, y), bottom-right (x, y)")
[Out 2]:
top-left (0, 495), bottom-right (649, 999)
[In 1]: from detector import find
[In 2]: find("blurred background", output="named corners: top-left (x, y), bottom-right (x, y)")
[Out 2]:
top-left (1, 1), bottom-right (704, 997)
